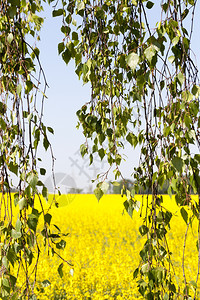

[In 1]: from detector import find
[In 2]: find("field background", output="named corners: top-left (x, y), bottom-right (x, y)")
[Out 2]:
top-left (11, 194), bottom-right (200, 299)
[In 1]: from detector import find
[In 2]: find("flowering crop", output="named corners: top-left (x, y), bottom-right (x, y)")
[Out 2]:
top-left (10, 194), bottom-right (200, 299)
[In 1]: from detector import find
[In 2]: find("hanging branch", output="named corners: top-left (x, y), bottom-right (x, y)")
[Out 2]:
top-left (0, 1), bottom-right (71, 298)
top-left (55, 0), bottom-right (200, 298)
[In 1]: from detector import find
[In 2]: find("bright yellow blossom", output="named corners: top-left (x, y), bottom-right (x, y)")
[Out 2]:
top-left (9, 194), bottom-right (200, 298)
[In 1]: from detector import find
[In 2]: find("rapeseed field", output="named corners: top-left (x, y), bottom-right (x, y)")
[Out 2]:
top-left (29, 194), bottom-right (199, 299)
top-left (3, 194), bottom-right (199, 299)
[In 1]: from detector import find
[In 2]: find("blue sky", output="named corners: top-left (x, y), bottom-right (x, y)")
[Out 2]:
top-left (38, 4), bottom-right (110, 191)
top-left (38, 3), bottom-right (138, 192)
top-left (36, 2), bottom-right (200, 192)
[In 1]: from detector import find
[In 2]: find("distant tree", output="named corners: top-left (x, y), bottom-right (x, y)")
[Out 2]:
top-left (110, 179), bottom-right (133, 194)
top-left (110, 179), bottom-right (170, 194)
top-left (69, 187), bottom-right (83, 194)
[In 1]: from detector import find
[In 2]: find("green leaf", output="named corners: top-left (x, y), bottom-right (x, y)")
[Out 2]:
top-left (131, 188), bottom-right (135, 198)
top-left (72, 31), bottom-right (78, 40)
top-left (98, 148), bottom-right (105, 160)
top-left (172, 36), bottom-right (179, 46)
top-left (27, 209), bottom-right (40, 232)
top-left (94, 187), bottom-right (104, 201)
top-left (42, 186), bottom-right (48, 200)
top-left (177, 72), bottom-right (184, 86)
top-left (163, 125), bottom-right (171, 137)
top-left (7, 33), bottom-right (13, 43)
top-left (56, 239), bottom-right (66, 249)
top-left (43, 137), bottom-right (50, 151)
top-left (16, 84), bottom-right (22, 96)
top-left (184, 115), bottom-right (192, 127)
top-left (164, 293), bottom-right (169, 300)
top-left (16, 219), bottom-right (21, 232)
top-left (139, 225), bottom-right (149, 236)
top-left (47, 127), bottom-right (54, 134)
top-left (18, 197), bottom-right (26, 210)
top-left (44, 213), bottom-right (52, 226)
top-left (49, 233), bottom-right (60, 238)
top-left (53, 224), bottom-right (61, 232)
top-left (152, 172), bottom-right (157, 183)
top-left (190, 101), bottom-right (199, 116)
top-left (168, 55), bottom-right (175, 64)
top-left (0, 117), bottom-right (6, 130)
top-left (141, 263), bottom-right (149, 274)
top-left (77, 2), bottom-right (85, 13)
top-left (133, 201), bottom-right (140, 212)
top-left (115, 154), bottom-right (121, 165)
top-left (42, 280), bottom-right (51, 287)
top-left (194, 154), bottom-right (200, 163)
top-left (144, 45), bottom-right (157, 63)
top-left (182, 90), bottom-right (193, 102)
top-left (11, 229), bottom-right (21, 239)
top-left (20, 0), bottom-right (26, 7)
top-left (80, 144), bottom-right (88, 157)
top-left (181, 8), bottom-right (189, 20)
top-left (2, 277), bottom-right (10, 293)
top-left (8, 162), bottom-right (18, 175)
top-left (133, 267), bottom-right (139, 279)
top-left (101, 182), bottom-right (109, 194)
top-left (58, 263), bottom-right (64, 278)
top-left (25, 80), bottom-right (33, 94)
top-left (111, 181), bottom-right (120, 186)
top-left (187, 130), bottom-right (195, 142)
top-left (189, 280), bottom-right (197, 288)
top-left (7, 248), bottom-right (17, 267)
top-left (126, 52), bottom-right (139, 72)
top-left (89, 153), bottom-right (93, 165)
top-left (9, 275), bottom-right (17, 290)
top-left (146, 1), bottom-right (154, 9)
top-left (61, 25), bottom-right (71, 35)
top-left (52, 9), bottom-right (64, 17)
top-left (58, 42), bottom-right (65, 54)
top-left (132, 0), bottom-right (138, 6)
top-left (40, 168), bottom-right (46, 176)
top-left (27, 172), bottom-right (38, 188)
top-left (62, 48), bottom-right (71, 65)
top-left (192, 85), bottom-right (200, 97)
top-left (27, 113), bottom-right (33, 123)
top-left (27, 215), bottom-right (38, 232)
top-left (2, 256), bottom-right (8, 270)
top-left (126, 190), bottom-right (131, 201)
top-left (160, 80), bottom-right (165, 90)
top-left (124, 199), bottom-right (140, 217)
top-left (172, 157), bottom-right (183, 172)
top-left (124, 200), bottom-right (134, 218)
top-left (180, 207), bottom-right (188, 224)
top-left (126, 132), bottom-right (138, 147)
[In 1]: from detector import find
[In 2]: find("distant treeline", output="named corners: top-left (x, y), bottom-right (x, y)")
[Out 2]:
top-left (107, 179), bottom-right (170, 195)
top-left (3, 180), bottom-right (190, 195)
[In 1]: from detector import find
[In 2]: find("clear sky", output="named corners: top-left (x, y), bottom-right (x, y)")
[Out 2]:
top-left (36, 2), bottom-right (200, 193)
top-left (38, 2), bottom-right (138, 192)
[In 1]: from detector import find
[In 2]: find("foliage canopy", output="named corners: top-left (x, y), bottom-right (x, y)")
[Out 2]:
top-left (0, 0), bottom-right (200, 299)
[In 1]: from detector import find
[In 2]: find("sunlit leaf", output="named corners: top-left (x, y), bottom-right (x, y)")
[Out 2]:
top-left (42, 280), bottom-right (51, 287)
top-left (126, 52), bottom-right (139, 72)
top-left (94, 187), bottom-right (104, 201)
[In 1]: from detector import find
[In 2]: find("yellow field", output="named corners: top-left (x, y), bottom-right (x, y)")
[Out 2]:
top-left (2, 194), bottom-right (200, 299)
top-left (28, 194), bottom-right (199, 299)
